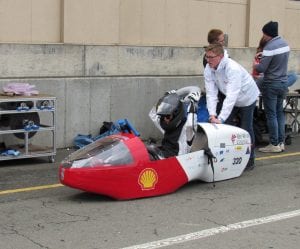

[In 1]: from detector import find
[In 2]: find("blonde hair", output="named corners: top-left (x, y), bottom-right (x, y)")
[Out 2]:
top-left (205, 44), bottom-right (224, 55)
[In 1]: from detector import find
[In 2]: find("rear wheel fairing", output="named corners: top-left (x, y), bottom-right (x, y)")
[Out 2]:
top-left (196, 123), bottom-right (251, 181)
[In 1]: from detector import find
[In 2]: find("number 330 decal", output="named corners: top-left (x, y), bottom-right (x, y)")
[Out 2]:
top-left (233, 157), bottom-right (242, 165)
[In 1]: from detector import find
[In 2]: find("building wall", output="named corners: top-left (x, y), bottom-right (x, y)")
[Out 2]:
top-left (0, 0), bottom-right (62, 43)
top-left (0, 0), bottom-right (300, 48)
top-left (248, 0), bottom-right (300, 48)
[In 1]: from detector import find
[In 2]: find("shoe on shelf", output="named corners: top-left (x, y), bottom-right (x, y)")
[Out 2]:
top-left (258, 144), bottom-right (282, 153)
top-left (245, 158), bottom-right (255, 171)
top-left (278, 142), bottom-right (285, 151)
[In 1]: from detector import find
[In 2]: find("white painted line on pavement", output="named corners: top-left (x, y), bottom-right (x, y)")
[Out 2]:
top-left (121, 209), bottom-right (300, 249)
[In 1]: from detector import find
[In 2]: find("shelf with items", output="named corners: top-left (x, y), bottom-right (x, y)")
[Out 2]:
top-left (284, 92), bottom-right (300, 135)
top-left (0, 94), bottom-right (56, 162)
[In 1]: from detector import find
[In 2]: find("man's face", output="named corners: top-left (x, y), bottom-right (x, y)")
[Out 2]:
top-left (205, 51), bottom-right (223, 69)
top-left (217, 34), bottom-right (225, 46)
top-left (262, 33), bottom-right (272, 42)
top-left (160, 114), bottom-right (173, 124)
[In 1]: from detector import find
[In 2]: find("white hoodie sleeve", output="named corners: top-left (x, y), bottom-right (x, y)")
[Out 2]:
top-left (204, 67), bottom-right (219, 117)
top-left (218, 65), bottom-right (242, 122)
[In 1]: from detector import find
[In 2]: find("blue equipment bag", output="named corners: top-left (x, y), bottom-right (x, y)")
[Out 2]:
top-left (197, 95), bottom-right (209, 122)
top-left (73, 119), bottom-right (140, 149)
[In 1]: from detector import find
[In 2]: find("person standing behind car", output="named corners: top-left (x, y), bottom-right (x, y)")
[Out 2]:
top-left (253, 36), bottom-right (296, 92)
top-left (252, 37), bottom-right (267, 86)
top-left (204, 44), bottom-right (260, 170)
top-left (203, 29), bottom-right (229, 67)
top-left (253, 21), bottom-right (290, 153)
top-left (203, 29), bottom-right (229, 115)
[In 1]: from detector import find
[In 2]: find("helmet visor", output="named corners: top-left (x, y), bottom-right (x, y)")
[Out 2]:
top-left (157, 101), bottom-right (176, 115)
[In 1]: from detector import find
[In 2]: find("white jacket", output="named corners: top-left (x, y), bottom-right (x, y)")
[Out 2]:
top-left (204, 56), bottom-right (260, 122)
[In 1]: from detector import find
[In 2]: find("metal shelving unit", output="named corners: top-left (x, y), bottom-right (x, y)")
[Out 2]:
top-left (284, 92), bottom-right (300, 136)
top-left (0, 94), bottom-right (56, 162)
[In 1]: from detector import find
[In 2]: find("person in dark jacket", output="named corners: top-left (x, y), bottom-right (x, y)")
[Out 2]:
top-left (253, 21), bottom-right (290, 153)
top-left (149, 90), bottom-right (200, 158)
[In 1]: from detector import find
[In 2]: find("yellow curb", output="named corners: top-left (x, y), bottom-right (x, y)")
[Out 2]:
top-left (256, 151), bottom-right (300, 161)
top-left (0, 183), bottom-right (63, 195)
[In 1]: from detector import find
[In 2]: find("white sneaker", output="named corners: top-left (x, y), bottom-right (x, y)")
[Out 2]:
top-left (258, 144), bottom-right (282, 153)
top-left (279, 142), bottom-right (285, 151)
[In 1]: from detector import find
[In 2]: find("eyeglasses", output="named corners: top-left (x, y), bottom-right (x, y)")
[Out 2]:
top-left (205, 55), bottom-right (219, 60)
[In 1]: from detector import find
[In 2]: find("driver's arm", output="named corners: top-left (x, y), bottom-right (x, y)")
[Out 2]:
top-left (149, 106), bottom-right (165, 134)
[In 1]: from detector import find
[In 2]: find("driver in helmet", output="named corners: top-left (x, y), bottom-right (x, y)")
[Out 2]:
top-left (149, 89), bottom-right (201, 158)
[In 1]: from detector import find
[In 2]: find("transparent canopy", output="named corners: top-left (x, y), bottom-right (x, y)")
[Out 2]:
top-left (61, 136), bottom-right (134, 168)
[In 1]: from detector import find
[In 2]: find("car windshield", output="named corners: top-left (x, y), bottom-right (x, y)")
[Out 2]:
top-left (62, 136), bottom-right (133, 168)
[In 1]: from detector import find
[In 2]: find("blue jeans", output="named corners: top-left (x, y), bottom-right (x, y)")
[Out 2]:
top-left (261, 82), bottom-right (288, 145)
top-left (225, 101), bottom-right (257, 159)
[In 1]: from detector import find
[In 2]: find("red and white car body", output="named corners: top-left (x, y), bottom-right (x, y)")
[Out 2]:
top-left (59, 123), bottom-right (251, 200)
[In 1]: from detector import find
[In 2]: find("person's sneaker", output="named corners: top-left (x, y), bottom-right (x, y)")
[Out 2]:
top-left (278, 142), bottom-right (285, 152)
top-left (258, 144), bottom-right (282, 153)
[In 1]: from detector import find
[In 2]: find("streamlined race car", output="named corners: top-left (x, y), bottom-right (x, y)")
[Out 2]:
top-left (59, 120), bottom-right (251, 200)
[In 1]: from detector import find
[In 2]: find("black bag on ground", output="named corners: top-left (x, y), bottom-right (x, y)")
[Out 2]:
top-left (99, 121), bottom-right (114, 135)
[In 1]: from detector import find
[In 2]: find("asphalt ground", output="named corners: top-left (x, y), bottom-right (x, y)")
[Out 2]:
top-left (0, 136), bottom-right (300, 249)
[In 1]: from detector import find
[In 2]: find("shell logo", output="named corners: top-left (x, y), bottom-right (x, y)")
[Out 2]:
top-left (138, 168), bottom-right (158, 190)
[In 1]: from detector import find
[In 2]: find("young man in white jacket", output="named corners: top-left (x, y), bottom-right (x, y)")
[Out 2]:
top-left (204, 44), bottom-right (260, 170)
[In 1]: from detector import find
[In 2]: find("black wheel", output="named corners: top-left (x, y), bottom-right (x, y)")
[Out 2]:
top-left (49, 156), bottom-right (55, 163)
top-left (285, 135), bottom-right (292, 145)
top-left (9, 113), bottom-right (40, 139)
top-left (254, 123), bottom-right (264, 145)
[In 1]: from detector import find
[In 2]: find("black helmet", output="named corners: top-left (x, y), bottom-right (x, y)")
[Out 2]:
top-left (156, 92), bottom-right (185, 122)
top-left (156, 93), bottom-right (181, 116)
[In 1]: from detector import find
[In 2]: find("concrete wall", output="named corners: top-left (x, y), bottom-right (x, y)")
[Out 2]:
top-left (1, 44), bottom-right (299, 148)
top-left (1, 0), bottom-right (300, 48)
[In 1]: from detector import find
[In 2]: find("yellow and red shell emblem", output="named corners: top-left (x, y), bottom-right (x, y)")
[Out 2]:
top-left (138, 168), bottom-right (158, 190)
